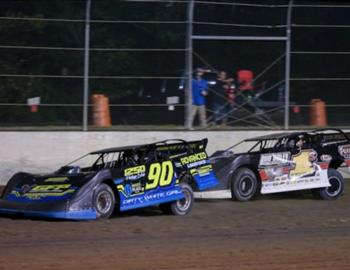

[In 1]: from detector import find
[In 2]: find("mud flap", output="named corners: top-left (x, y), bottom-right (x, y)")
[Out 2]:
top-left (192, 171), bottom-right (219, 191)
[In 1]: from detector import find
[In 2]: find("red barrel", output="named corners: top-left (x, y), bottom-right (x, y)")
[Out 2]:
top-left (237, 70), bottom-right (254, 91)
top-left (310, 99), bottom-right (327, 127)
top-left (91, 94), bottom-right (111, 127)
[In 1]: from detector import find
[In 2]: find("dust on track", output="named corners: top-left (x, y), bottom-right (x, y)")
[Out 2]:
top-left (0, 187), bottom-right (350, 270)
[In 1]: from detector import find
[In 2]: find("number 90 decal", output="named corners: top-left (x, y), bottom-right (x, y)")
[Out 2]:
top-left (146, 161), bottom-right (174, 190)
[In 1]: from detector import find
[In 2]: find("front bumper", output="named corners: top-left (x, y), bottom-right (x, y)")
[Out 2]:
top-left (0, 200), bottom-right (97, 220)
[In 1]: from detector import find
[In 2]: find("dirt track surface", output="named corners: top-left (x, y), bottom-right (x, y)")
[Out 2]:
top-left (0, 188), bottom-right (350, 270)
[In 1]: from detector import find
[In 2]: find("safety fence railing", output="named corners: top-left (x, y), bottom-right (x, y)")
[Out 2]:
top-left (0, 1), bottom-right (350, 130)
top-left (0, 102), bottom-right (348, 130)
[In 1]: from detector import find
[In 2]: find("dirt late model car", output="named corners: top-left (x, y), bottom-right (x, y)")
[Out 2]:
top-left (0, 139), bottom-right (218, 220)
top-left (195, 129), bottom-right (350, 201)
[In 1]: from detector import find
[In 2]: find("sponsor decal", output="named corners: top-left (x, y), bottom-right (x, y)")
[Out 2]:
top-left (180, 152), bottom-right (207, 166)
top-left (156, 143), bottom-right (203, 152)
top-left (289, 150), bottom-right (317, 178)
top-left (318, 162), bottom-right (329, 170)
top-left (338, 144), bottom-right (350, 159)
top-left (186, 159), bottom-right (207, 169)
top-left (320, 154), bottom-right (332, 162)
top-left (131, 182), bottom-right (143, 194)
top-left (260, 149), bottom-right (328, 194)
top-left (263, 176), bottom-right (322, 188)
top-left (45, 177), bottom-right (68, 182)
top-left (261, 167), bottom-right (289, 181)
top-left (308, 150), bottom-right (318, 162)
top-left (10, 184), bottom-right (76, 200)
top-left (259, 150), bottom-right (319, 181)
top-left (121, 189), bottom-right (182, 206)
top-left (124, 165), bottom-right (146, 180)
top-left (190, 164), bottom-right (213, 176)
top-left (30, 184), bottom-right (71, 192)
top-left (123, 184), bottom-right (133, 196)
top-left (259, 152), bottom-right (291, 167)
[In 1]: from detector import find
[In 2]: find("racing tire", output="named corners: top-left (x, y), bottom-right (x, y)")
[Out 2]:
top-left (231, 167), bottom-right (258, 202)
top-left (312, 169), bottom-right (344, 200)
top-left (93, 184), bottom-right (116, 219)
top-left (159, 183), bottom-right (194, 216)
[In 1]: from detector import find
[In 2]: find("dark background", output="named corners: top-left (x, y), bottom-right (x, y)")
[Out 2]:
top-left (0, 0), bottom-right (349, 127)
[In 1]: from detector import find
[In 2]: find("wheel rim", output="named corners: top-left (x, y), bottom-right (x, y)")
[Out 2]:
top-left (176, 188), bottom-right (191, 212)
top-left (96, 191), bottom-right (113, 214)
top-left (239, 176), bottom-right (255, 197)
top-left (325, 176), bottom-right (342, 197)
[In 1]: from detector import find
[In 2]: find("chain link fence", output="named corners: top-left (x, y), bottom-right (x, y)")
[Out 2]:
top-left (0, 0), bottom-right (349, 130)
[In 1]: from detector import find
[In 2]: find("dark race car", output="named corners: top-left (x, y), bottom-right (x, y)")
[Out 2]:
top-left (195, 129), bottom-right (350, 201)
top-left (0, 139), bottom-right (218, 220)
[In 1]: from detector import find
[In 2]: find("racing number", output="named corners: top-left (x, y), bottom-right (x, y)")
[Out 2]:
top-left (146, 161), bottom-right (174, 190)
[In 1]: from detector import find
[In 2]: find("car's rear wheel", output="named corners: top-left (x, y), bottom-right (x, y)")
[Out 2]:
top-left (93, 184), bottom-right (115, 219)
top-left (312, 169), bottom-right (344, 200)
top-left (231, 167), bottom-right (258, 202)
top-left (159, 183), bottom-right (193, 216)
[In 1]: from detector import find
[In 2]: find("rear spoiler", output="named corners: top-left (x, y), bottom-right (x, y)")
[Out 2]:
top-left (311, 128), bottom-right (350, 141)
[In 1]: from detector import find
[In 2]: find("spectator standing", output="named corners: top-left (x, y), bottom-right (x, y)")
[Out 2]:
top-left (189, 68), bottom-right (208, 128)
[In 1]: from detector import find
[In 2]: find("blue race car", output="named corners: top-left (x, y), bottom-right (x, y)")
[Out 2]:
top-left (0, 139), bottom-right (218, 220)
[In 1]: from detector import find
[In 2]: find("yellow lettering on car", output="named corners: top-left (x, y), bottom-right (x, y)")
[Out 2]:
top-left (124, 165), bottom-right (146, 176)
top-left (146, 163), bottom-right (162, 190)
top-left (31, 184), bottom-right (71, 192)
top-left (159, 161), bottom-right (173, 186)
top-left (24, 189), bottom-right (75, 198)
top-left (180, 152), bottom-right (207, 165)
top-left (45, 177), bottom-right (68, 182)
top-left (145, 161), bottom-right (174, 190)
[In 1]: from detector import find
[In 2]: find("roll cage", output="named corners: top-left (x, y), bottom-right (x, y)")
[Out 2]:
top-left (58, 139), bottom-right (208, 174)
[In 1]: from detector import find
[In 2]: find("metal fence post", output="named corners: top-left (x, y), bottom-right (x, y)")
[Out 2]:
top-left (185, 0), bottom-right (194, 130)
top-left (284, 0), bottom-right (293, 130)
top-left (83, 0), bottom-right (91, 131)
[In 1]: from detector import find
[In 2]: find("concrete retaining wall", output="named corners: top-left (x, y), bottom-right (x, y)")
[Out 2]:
top-left (0, 131), bottom-right (283, 184)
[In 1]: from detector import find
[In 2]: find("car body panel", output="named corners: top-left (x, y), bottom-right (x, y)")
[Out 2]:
top-left (0, 139), bottom-right (218, 220)
top-left (195, 129), bottom-right (350, 199)
top-left (258, 149), bottom-right (330, 194)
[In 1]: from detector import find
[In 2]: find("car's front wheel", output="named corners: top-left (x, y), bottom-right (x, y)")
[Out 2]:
top-left (313, 169), bottom-right (344, 200)
top-left (93, 183), bottom-right (115, 219)
top-left (159, 183), bottom-right (193, 216)
top-left (231, 167), bottom-right (258, 202)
